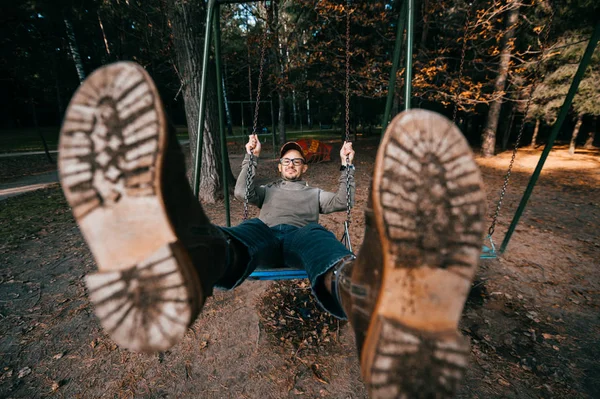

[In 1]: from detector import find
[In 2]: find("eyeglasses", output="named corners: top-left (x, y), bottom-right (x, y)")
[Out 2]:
top-left (280, 157), bottom-right (305, 166)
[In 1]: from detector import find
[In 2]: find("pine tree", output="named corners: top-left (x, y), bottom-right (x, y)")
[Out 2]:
top-left (531, 31), bottom-right (600, 154)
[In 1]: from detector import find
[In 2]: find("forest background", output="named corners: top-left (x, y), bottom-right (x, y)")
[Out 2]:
top-left (1, 0), bottom-right (599, 201)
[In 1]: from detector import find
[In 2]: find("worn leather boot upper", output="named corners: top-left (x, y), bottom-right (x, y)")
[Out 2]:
top-left (161, 127), bottom-right (230, 296)
top-left (336, 204), bottom-right (384, 355)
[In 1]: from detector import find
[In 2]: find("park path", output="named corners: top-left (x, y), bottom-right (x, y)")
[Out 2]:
top-left (0, 170), bottom-right (59, 201)
top-left (0, 140), bottom-right (192, 201)
top-left (0, 150), bottom-right (58, 158)
top-left (0, 140), bottom-right (191, 159)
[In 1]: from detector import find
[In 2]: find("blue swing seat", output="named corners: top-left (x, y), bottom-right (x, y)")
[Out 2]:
top-left (249, 268), bottom-right (308, 281)
top-left (248, 243), bottom-right (497, 281)
top-left (480, 245), bottom-right (497, 259)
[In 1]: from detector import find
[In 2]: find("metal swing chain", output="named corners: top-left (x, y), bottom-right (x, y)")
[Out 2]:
top-left (341, 0), bottom-right (353, 251)
top-left (453, 5), bottom-right (472, 123)
top-left (344, 1), bottom-right (351, 146)
top-left (244, 1), bottom-right (271, 221)
top-left (243, 155), bottom-right (254, 220)
top-left (344, 0), bottom-right (351, 219)
top-left (488, 10), bottom-right (554, 237)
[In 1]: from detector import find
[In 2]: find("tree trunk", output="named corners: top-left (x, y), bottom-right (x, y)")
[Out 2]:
top-left (278, 93), bottom-right (286, 144)
top-left (64, 16), bottom-right (86, 83)
top-left (270, 99), bottom-right (277, 142)
top-left (530, 119), bottom-right (540, 148)
top-left (306, 97), bottom-right (312, 128)
top-left (292, 90), bottom-right (299, 127)
top-left (55, 74), bottom-right (64, 123)
top-left (53, 55), bottom-right (64, 124)
top-left (286, 41), bottom-right (298, 128)
top-left (481, 4), bottom-right (520, 157)
top-left (247, 46), bottom-right (253, 101)
top-left (569, 114), bottom-right (583, 155)
top-left (98, 11), bottom-right (111, 62)
top-left (501, 107), bottom-right (515, 151)
top-left (584, 116), bottom-right (596, 148)
top-left (167, 0), bottom-right (232, 203)
top-left (118, 11), bottom-right (125, 60)
top-left (221, 75), bottom-right (234, 136)
top-left (273, 1), bottom-right (286, 144)
top-left (298, 95), bottom-right (303, 131)
top-left (246, 8), bottom-right (253, 102)
top-left (30, 99), bottom-right (54, 164)
top-left (420, 0), bottom-right (430, 48)
top-left (221, 58), bottom-right (233, 136)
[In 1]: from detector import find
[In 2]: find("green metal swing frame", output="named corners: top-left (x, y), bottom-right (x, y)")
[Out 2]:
top-left (192, 0), bottom-right (600, 279)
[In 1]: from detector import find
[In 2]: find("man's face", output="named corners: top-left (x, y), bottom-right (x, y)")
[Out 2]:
top-left (278, 149), bottom-right (308, 181)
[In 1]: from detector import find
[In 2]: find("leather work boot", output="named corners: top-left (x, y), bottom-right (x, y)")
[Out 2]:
top-left (337, 109), bottom-right (486, 398)
top-left (58, 62), bottom-right (229, 353)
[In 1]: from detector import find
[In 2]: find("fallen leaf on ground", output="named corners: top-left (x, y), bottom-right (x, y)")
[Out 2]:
top-left (542, 333), bottom-right (567, 341)
top-left (0, 369), bottom-right (13, 381)
top-left (18, 367), bottom-right (31, 378)
top-left (498, 378), bottom-right (511, 387)
top-left (311, 364), bottom-right (329, 384)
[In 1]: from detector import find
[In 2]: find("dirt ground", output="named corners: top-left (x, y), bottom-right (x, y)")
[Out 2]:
top-left (0, 137), bottom-right (599, 398)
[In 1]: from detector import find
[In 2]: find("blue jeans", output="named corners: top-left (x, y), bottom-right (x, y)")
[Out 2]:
top-left (218, 219), bottom-right (353, 319)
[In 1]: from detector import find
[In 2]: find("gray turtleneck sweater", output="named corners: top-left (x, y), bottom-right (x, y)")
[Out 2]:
top-left (234, 154), bottom-right (355, 228)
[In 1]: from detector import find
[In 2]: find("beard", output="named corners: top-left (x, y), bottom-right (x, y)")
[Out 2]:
top-left (281, 168), bottom-right (302, 181)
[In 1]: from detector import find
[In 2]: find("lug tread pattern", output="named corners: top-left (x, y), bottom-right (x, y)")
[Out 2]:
top-left (85, 243), bottom-right (192, 352)
top-left (59, 63), bottom-right (160, 219)
top-left (369, 317), bottom-right (469, 399)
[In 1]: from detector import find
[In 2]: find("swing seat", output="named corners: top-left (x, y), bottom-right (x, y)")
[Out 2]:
top-left (480, 245), bottom-right (497, 259)
top-left (480, 235), bottom-right (498, 259)
top-left (248, 243), bottom-right (496, 281)
top-left (249, 267), bottom-right (308, 281)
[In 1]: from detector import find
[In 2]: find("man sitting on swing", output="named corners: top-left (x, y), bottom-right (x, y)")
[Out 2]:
top-left (59, 62), bottom-right (486, 398)
top-left (222, 135), bottom-right (356, 309)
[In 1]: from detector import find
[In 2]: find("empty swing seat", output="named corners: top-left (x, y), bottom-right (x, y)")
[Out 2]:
top-left (480, 245), bottom-right (497, 259)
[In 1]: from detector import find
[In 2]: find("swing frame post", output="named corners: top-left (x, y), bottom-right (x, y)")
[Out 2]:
top-left (404, 0), bottom-right (415, 111)
top-left (240, 101), bottom-right (245, 137)
top-left (213, 2), bottom-right (231, 227)
top-left (381, 0), bottom-right (407, 135)
top-left (193, 0), bottom-right (217, 197)
top-left (499, 23), bottom-right (600, 254)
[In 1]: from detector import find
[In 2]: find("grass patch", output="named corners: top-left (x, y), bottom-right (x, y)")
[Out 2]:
top-left (0, 127), bottom-right (60, 153)
top-left (0, 185), bottom-right (74, 251)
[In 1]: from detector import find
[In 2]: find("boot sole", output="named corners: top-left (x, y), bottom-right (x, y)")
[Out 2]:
top-left (58, 62), bottom-right (203, 352)
top-left (362, 110), bottom-right (486, 398)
